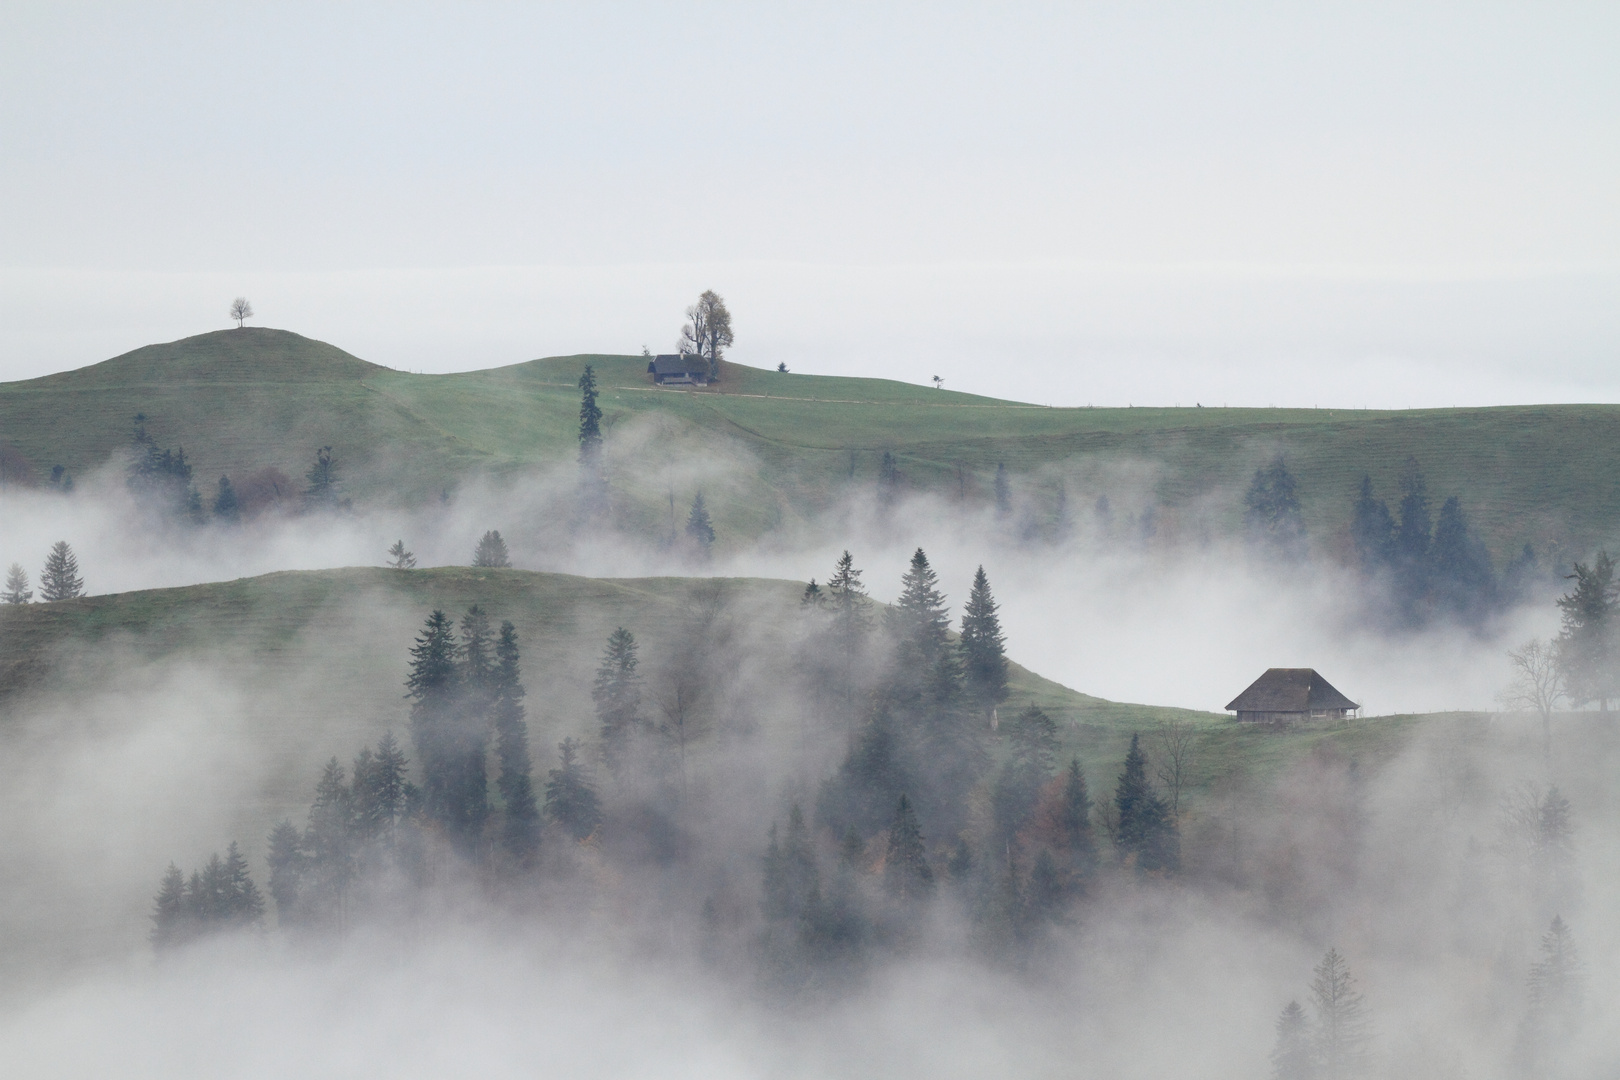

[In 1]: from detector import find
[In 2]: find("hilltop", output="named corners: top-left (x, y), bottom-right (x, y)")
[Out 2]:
top-left (0, 566), bottom-right (1430, 848)
top-left (4, 328), bottom-right (1619, 559)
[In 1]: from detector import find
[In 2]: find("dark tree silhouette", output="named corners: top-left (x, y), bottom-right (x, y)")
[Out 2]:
top-left (544, 738), bottom-right (601, 840)
top-left (39, 540), bottom-right (84, 601)
top-left (473, 530), bottom-right (511, 568)
top-left (959, 565), bottom-right (1009, 723)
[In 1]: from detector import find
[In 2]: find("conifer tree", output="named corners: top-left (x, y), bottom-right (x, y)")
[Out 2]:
top-left (994, 463), bottom-right (1011, 519)
top-left (303, 446), bottom-right (339, 509)
top-left (303, 759), bottom-right (356, 925)
top-left (1244, 455), bottom-right (1306, 557)
top-left (992, 705), bottom-right (1058, 845)
top-left (492, 621), bottom-right (540, 863)
top-left (883, 793), bottom-right (933, 901)
top-left (1350, 475), bottom-right (1394, 575)
top-left (685, 493), bottom-right (715, 554)
top-left (2, 563), bottom-right (31, 604)
top-left (219, 842), bottom-right (265, 927)
top-left (959, 566), bottom-right (1009, 722)
top-left (878, 451), bottom-right (899, 505)
top-left (1556, 552), bottom-right (1617, 710)
top-left (594, 627), bottom-right (644, 773)
top-left (801, 578), bottom-right (824, 607)
top-left (39, 540), bottom-right (84, 601)
top-left (213, 475), bottom-right (240, 523)
top-left (1269, 1000), bottom-right (1313, 1080)
top-left (1520, 915), bottom-right (1582, 1078)
top-left (1391, 459), bottom-right (1432, 616)
top-left (386, 540), bottom-right (416, 569)
top-left (150, 863), bottom-right (191, 950)
top-left (763, 805), bottom-right (820, 923)
top-left (472, 530), bottom-right (511, 568)
top-left (407, 610), bottom-right (465, 840)
top-left (1311, 948), bottom-right (1372, 1080)
top-left (544, 737), bottom-right (602, 840)
top-left (266, 819), bottom-right (305, 926)
top-left (894, 548), bottom-right (950, 665)
top-left (1432, 496), bottom-right (1496, 618)
top-left (825, 551), bottom-right (871, 724)
top-left (1114, 733), bottom-right (1179, 872)
top-left (1059, 757), bottom-right (1098, 878)
top-left (577, 364), bottom-right (603, 465)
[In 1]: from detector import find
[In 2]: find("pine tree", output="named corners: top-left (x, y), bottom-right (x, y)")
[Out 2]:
top-left (3, 563), bottom-right (32, 604)
top-left (266, 819), bottom-right (305, 926)
top-left (1269, 1000), bottom-right (1314, 1080)
top-left (39, 540), bottom-right (83, 601)
top-left (1244, 455), bottom-right (1306, 557)
top-left (992, 705), bottom-right (1058, 845)
top-left (1350, 475), bottom-right (1394, 575)
top-left (959, 566), bottom-right (1009, 722)
top-left (1311, 948), bottom-right (1372, 1080)
top-left (685, 493), bottom-right (715, 554)
top-left (387, 540), bottom-right (416, 569)
top-left (303, 446), bottom-right (339, 509)
top-left (212, 475), bottom-right (240, 523)
top-left (472, 530), bottom-right (511, 568)
top-left (150, 863), bottom-right (191, 950)
top-left (1114, 733), bottom-right (1179, 872)
top-left (763, 805), bottom-right (820, 923)
top-left (544, 737), bottom-right (602, 840)
top-left (800, 578), bottom-right (824, 607)
top-left (492, 621), bottom-right (539, 864)
top-left (894, 548), bottom-right (950, 665)
top-left (303, 759), bottom-right (356, 925)
top-left (825, 551), bottom-right (871, 725)
top-left (1391, 459), bottom-right (1432, 617)
top-left (883, 793), bottom-right (933, 901)
top-left (593, 627), bottom-right (644, 773)
top-left (1556, 551), bottom-right (1617, 710)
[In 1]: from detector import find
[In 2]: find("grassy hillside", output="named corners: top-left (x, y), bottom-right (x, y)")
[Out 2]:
top-left (5, 328), bottom-right (1618, 559)
top-left (0, 566), bottom-right (1434, 840)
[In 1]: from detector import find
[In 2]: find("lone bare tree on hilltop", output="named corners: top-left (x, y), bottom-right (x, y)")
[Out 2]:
top-left (230, 297), bottom-right (254, 328)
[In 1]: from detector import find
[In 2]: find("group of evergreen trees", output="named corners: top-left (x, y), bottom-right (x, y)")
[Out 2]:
top-left (150, 843), bottom-right (265, 950)
top-left (125, 413), bottom-right (344, 523)
top-left (2, 541), bottom-right (84, 604)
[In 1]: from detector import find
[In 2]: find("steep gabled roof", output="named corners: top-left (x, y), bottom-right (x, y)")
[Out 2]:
top-left (649, 353), bottom-right (707, 377)
top-left (1225, 668), bottom-right (1358, 713)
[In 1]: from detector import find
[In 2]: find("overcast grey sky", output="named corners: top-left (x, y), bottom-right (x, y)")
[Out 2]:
top-left (2, 2), bottom-right (1616, 405)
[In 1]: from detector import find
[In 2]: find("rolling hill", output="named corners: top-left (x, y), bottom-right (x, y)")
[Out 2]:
top-left (4, 327), bottom-right (1618, 560)
top-left (0, 566), bottom-right (1432, 848)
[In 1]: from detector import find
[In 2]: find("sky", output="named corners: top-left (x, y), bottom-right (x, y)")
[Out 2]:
top-left (2, 2), bottom-right (1617, 405)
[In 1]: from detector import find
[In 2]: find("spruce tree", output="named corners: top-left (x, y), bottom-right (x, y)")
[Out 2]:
top-left (1556, 552), bottom-right (1617, 710)
top-left (593, 627), bottom-right (644, 773)
top-left (1432, 496), bottom-right (1495, 618)
top-left (1269, 1000), bottom-right (1313, 1080)
top-left (1114, 733), bottom-right (1179, 872)
top-left (826, 551), bottom-right (871, 724)
top-left (894, 548), bottom-right (950, 665)
top-left (959, 566), bottom-right (1009, 722)
top-left (994, 463), bottom-right (1011, 519)
top-left (763, 805), bottom-right (820, 923)
top-left (303, 446), bottom-right (338, 509)
top-left (219, 842), bottom-right (265, 927)
top-left (212, 475), bottom-right (240, 523)
top-left (1391, 459), bottom-right (1432, 617)
top-left (801, 578), bottom-right (824, 607)
top-left (492, 621), bottom-right (540, 863)
top-left (39, 541), bottom-right (83, 601)
top-left (407, 610), bottom-right (462, 838)
top-left (472, 530), bottom-right (511, 568)
top-left (386, 540), bottom-right (416, 569)
top-left (883, 793), bottom-right (933, 901)
top-left (2, 563), bottom-right (32, 604)
top-left (685, 493), bottom-right (715, 554)
top-left (150, 863), bottom-right (191, 950)
top-left (577, 365), bottom-right (603, 465)
top-left (1244, 455), bottom-right (1306, 557)
top-left (992, 705), bottom-right (1058, 844)
top-left (1311, 948), bottom-right (1371, 1080)
top-left (1521, 915), bottom-right (1582, 1078)
top-left (303, 759), bottom-right (356, 925)
top-left (1059, 757), bottom-right (1098, 878)
top-left (544, 737), bottom-right (602, 840)
top-left (266, 819), bottom-right (305, 926)
top-left (878, 451), bottom-right (899, 505)
top-left (1350, 475), bottom-right (1394, 575)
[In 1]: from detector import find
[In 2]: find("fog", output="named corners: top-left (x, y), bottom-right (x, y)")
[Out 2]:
top-left (2, 435), bottom-right (1615, 1079)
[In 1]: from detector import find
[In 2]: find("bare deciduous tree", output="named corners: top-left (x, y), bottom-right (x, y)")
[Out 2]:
top-left (1499, 638), bottom-right (1565, 757)
top-left (1152, 717), bottom-right (1196, 816)
top-left (678, 290), bottom-right (733, 382)
top-left (230, 297), bottom-right (254, 328)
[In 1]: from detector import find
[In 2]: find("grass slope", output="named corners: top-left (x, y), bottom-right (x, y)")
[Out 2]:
top-left (0, 567), bottom-right (1438, 835)
top-left (5, 328), bottom-right (1618, 557)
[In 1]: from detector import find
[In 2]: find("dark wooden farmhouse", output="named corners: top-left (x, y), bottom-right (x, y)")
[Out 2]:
top-left (1225, 668), bottom-right (1359, 724)
top-left (648, 354), bottom-right (709, 386)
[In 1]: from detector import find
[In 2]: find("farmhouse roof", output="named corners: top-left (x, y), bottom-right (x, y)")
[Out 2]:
top-left (1225, 668), bottom-right (1358, 713)
top-left (649, 353), bottom-right (706, 376)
